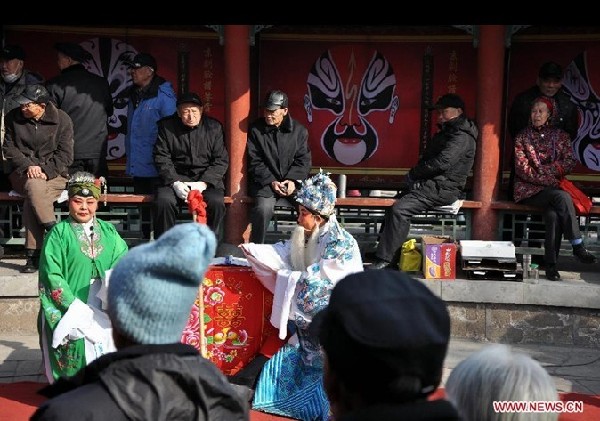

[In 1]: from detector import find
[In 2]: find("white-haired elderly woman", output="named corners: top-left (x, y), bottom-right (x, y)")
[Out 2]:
top-left (446, 344), bottom-right (559, 421)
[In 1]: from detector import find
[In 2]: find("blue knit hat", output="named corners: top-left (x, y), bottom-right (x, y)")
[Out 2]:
top-left (108, 223), bottom-right (217, 344)
top-left (295, 170), bottom-right (337, 217)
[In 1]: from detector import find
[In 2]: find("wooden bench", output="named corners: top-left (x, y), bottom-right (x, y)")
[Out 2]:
top-left (267, 198), bottom-right (482, 245)
top-left (491, 200), bottom-right (600, 256)
top-left (0, 192), bottom-right (157, 246)
top-left (0, 191), bottom-right (482, 247)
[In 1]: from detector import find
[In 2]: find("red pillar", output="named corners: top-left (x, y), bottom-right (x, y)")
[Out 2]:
top-left (472, 25), bottom-right (506, 240)
top-left (224, 25), bottom-right (251, 244)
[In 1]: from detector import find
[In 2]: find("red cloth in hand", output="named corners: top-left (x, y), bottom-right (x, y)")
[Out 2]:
top-left (187, 190), bottom-right (207, 224)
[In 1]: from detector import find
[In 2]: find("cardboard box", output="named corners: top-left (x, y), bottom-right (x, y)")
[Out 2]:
top-left (459, 240), bottom-right (515, 259)
top-left (422, 236), bottom-right (457, 279)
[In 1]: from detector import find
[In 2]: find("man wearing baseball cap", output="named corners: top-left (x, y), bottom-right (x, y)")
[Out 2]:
top-left (369, 93), bottom-right (477, 270)
top-left (0, 44), bottom-right (44, 258)
top-left (246, 89), bottom-right (312, 243)
top-left (153, 92), bottom-right (229, 240)
top-left (47, 42), bottom-right (114, 177)
top-left (2, 84), bottom-right (74, 272)
top-left (311, 270), bottom-right (460, 419)
top-left (123, 52), bottom-right (176, 195)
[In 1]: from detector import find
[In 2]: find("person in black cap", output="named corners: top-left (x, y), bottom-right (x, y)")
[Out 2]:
top-left (46, 42), bottom-right (114, 177)
top-left (369, 93), bottom-right (477, 270)
top-left (0, 44), bottom-right (44, 257)
top-left (2, 84), bottom-right (74, 272)
top-left (246, 89), bottom-right (312, 243)
top-left (508, 61), bottom-right (579, 142)
top-left (153, 92), bottom-right (229, 240)
top-left (123, 52), bottom-right (176, 195)
top-left (310, 270), bottom-right (460, 420)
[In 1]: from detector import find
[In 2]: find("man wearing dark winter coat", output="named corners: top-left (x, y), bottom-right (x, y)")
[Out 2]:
top-left (0, 44), bottom-right (44, 258)
top-left (153, 92), bottom-right (229, 240)
top-left (369, 93), bottom-right (478, 270)
top-left (46, 42), bottom-right (113, 177)
top-left (247, 90), bottom-right (312, 243)
top-left (2, 84), bottom-right (74, 273)
top-left (31, 223), bottom-right (248, 421)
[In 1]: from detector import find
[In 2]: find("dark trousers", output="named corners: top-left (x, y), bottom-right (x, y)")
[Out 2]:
top-left (249, 196), bottom-right (296, 244)
top-left (154, 186), bottom-right (226, 241)
top-left (375, 190), bottom-right (448, 264)
top-left (520, 188), bottom-right (581, 266)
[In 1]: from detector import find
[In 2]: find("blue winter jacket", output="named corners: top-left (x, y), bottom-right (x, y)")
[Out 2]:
top-left (125, 76), bottom-right (176, 177)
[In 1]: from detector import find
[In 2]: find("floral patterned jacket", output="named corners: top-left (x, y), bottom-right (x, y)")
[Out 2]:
top-left (513, 124), bottom-right (577, 203)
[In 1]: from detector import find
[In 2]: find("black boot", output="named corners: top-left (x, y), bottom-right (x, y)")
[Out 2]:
top-left (545, 264), bottom-right (561, 282)
top-left (572, 243), bottom-right (597, 264)
top-left (22, 249), bottom-right (40, 273)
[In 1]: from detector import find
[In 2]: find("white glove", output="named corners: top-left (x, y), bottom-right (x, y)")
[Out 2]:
top-left (172, 181), bottom-right (190, 200)
top-left (187, 181), bottom-right (208, 192)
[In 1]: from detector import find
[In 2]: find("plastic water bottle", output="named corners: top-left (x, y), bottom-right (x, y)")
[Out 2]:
top-left (522, 254), bottom-right (531, 280)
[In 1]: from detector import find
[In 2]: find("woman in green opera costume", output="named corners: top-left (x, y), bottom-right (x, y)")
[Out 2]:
top-left (38, 172), bottom-right (128, 382)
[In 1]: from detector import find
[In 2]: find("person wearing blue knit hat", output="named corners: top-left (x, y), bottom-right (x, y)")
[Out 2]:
top-left (32, 223), bottom-right (248, 421)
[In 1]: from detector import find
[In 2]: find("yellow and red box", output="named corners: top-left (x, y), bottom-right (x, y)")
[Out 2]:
top-left (421, 236), bottom-right (457, 279)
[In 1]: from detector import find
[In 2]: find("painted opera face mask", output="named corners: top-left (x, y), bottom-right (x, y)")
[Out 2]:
top-left (304, 49), bottom-right (399, 166)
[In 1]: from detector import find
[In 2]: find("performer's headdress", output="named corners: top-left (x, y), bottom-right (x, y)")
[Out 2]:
top-left (295, 169), bottom-right (337, 217)
top-left (67, 171), bottom-right (107, 204)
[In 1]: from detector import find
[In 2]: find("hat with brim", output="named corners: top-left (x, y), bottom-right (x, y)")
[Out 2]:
top-left (15, 84), bottom-right (50, 105)
top-left (263, 90), bottom-right (289, 110)
top-left (539, 61), bottom-right (563, 80)
top-left (124, 52), bottom-right (157, 71)
top-left (428, 93), bottom-right (465, 110)
top-left (0, 45), bottom-right (25, 61)
top-left (177, 92), bottom-right (204, 107)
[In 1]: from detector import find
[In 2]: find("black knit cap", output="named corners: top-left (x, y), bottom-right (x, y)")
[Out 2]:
top-left (311, 270), bottom-right (450, 396)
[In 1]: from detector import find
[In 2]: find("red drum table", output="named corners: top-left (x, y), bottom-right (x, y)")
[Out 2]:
top-left (181, 265), bottom-right (278, 376)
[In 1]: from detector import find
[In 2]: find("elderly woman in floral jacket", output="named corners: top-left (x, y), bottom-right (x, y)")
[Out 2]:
top-left (513, 97), bottom-right (596, 281)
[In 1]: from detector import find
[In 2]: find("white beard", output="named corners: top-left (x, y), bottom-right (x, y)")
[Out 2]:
top-left (289, 224), bottom-right (320, 271)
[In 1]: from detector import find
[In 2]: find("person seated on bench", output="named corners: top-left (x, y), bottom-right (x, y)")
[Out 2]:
top-left (513, 97), bottom-right (596, 281)
top-left (2, 84), bottom-right (73, 273)
top-left (246, 90), bottom-right (312, 244)
top-left (153, 92), bottom-right (228, 240)
top-left (369, 93), bottom-right (478, 270)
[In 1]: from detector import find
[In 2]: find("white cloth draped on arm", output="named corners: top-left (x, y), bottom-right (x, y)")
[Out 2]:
top-left (52, 297), bottom-right (116, 364)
